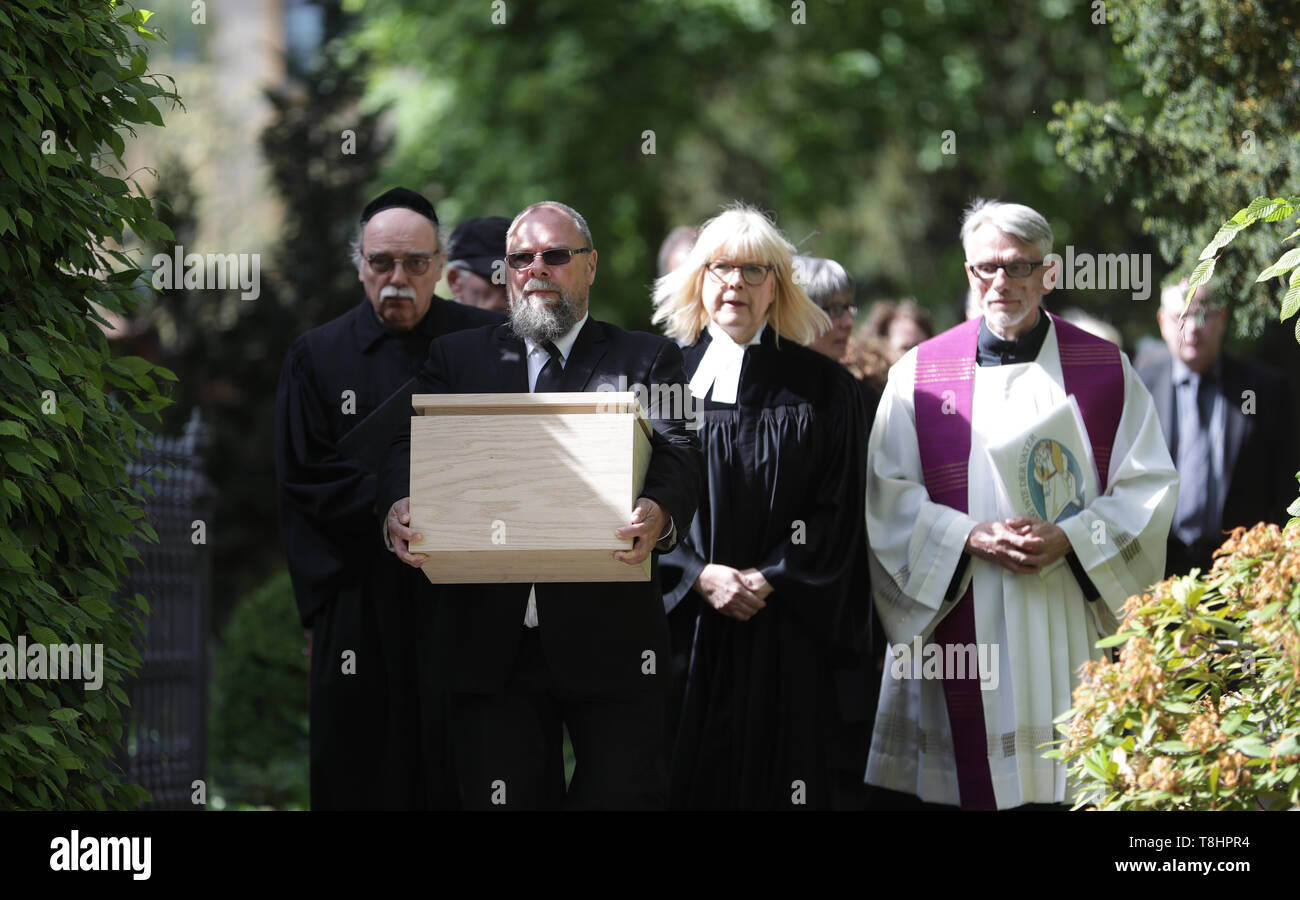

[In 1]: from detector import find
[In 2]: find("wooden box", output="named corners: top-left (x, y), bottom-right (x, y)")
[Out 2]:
top-left (408, 393), bottom-right (653, 583)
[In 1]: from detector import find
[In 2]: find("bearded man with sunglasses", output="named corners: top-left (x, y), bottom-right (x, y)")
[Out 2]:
top-left (381, 201), bottom-right (702, 810)
top-left (275, 188), bottom-right (503, 810)
top-left (863, 198), bottom-right (1177, 810)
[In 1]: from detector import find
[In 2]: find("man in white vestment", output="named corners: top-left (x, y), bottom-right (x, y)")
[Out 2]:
top-left (864, 199), bottom-right (1178, 809)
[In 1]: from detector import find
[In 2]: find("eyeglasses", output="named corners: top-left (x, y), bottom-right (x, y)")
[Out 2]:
top-left (367, 252), bottom-right (438, 276)
top-left (705, 261), bottom-right (774, 286)
top-left (966, 260), bottom-right (1044, 280)
top-left (505, 247), bottom-right (592, 269)
top-left (819, 303), bottom-right (858, 319)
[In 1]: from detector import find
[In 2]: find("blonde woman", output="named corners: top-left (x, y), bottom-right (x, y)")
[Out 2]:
top-left (652, 205), bottom-right (872, 809)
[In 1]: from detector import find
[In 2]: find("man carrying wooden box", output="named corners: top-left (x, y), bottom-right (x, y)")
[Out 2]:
top-left (381, 201), bottom-right (702, 810)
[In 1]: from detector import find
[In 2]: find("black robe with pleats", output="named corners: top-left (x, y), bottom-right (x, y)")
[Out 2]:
top-left (274, 296), bottom-right (501, 809)
top-left (661, 326), bottom-right (873, 810)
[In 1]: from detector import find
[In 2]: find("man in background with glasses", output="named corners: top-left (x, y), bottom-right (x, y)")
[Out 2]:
top-left (863, 198), bottom-right (1176, 810)
top-left (382, 200), bottom-right (701, 809)
top-left (275, 187), bottom-right (502, 810)
top-left (1139, 279), bottom-right (1297, 577)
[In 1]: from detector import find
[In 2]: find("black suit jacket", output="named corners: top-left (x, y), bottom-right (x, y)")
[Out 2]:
top-left (380, 317), bottom-right (703, 696)
top-left (1138, 351), bottom-right (1297, 573)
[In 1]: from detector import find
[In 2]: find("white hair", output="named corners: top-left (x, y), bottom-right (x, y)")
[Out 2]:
top-left (793, 255), bottom-right (855, 306)
top-left (960, 198), bottom-right (1053, 260)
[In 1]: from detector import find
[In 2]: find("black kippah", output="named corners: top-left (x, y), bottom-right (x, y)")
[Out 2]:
top-left (360, 187), bottom-right (439, 225)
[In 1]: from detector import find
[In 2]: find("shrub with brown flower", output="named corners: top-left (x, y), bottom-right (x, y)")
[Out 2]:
top-left (1046, 521), bottom-right (1300, 810)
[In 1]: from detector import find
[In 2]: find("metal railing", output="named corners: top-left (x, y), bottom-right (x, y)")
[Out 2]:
top-left (115, 408), bottom-right (211, 809)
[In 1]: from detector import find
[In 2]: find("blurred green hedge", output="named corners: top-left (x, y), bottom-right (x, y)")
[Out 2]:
top-left (209, 569), bottom-right (309, 810)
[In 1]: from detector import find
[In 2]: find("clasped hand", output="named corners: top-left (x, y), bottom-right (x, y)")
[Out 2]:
top-left (964, 516), bottom-right (1070, 574)
top-left (693, 564), bottom-right (772, 621)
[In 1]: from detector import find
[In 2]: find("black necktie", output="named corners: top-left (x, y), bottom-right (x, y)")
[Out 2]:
top-left (533, 341), bottom-right (565, 392)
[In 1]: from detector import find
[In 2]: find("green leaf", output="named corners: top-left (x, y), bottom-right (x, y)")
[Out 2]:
top-left (0, 421), bottom-right (25, 438)
top-left (27, 356), bottom-right (60, 381)
top-left (1154, 740), bottom-right (1190, 753)
top-left (3, 451), bottom-right (33, 475)
top-left (1095, 631), bottom-right (1134, 649)
top-left (1264, 200), bottom-right (1296, 222)
top-left (1274, 735), bottom-right (1300, 755)
top-left (1199, 616), bottom-right (1242, 640)
top-left (49, 472), bottom-right (83, 499)
top-left (1236, 197), bottom-right (1282, 224)
top-left (1186, 257), bottom-right (1216, 298)
top-left (22, 726), bottom-right (56, 749)
top-left (1256, 247), bottom-right (1300, 282)
top-left (1282, 268), bottom-right (1300, 322)
top-left (80, 596), bottom-right (112, 620)
top-left (1199, 221), bottom-right (1243, 260)
top-left (1230, 737), bottom-right (1271, 759)
top-left (49, 708), bottom-right (80, 723)
top-left (0, 543), bottom-right (34, 570)
top-left (28, 625), bottom-right (59, 645)
top-left (16, 89), bottom-right (42, 120)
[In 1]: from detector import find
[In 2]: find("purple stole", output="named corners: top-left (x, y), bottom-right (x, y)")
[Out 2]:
top-left (914, 311), bottom-right (1123, 809)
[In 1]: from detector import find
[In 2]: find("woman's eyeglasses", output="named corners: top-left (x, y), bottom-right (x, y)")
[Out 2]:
top-left (705, 261), bottom-right (774, 286)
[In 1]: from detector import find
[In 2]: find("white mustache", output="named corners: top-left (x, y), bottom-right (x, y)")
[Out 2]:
top-left (381, 285), bottom-right (417, 300)
top-left (523, 278), bottom-right (564, 295)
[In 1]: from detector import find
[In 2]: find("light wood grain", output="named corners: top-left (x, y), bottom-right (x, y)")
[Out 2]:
top-left (413, 392), bottom-right (651, 439)
top-left (408, 394), bottom-right (652, 583)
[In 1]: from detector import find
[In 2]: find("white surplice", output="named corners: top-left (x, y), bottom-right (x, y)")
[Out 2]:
top-left (864, 320), bottom-right (1178, 808)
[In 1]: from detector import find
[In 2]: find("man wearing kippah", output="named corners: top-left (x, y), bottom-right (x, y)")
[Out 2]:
top-left (275, 187), bottom-right (503, 809)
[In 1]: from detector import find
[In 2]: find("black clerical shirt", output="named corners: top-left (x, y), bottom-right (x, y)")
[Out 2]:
top-left (944, 309), bottom-right (1102, 603)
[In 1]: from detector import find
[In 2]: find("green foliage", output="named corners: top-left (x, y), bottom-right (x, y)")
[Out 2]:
top-left (1185, 194), bottom-right (1300, 518)
top-left (0, 1), bottom-right (177, 809)
top-left (209, 569), bottom-right (309, 810)
top-left (1049, 522), bottom-right (1300, 810)
top-left (1050, 0), bottom-right (1300, 339)
top-left (128, 32), bottom-right (390, 634)
top-left (352, 0), bottom-right (1153, 333)
top-left (1186, 195), bottom-right (1300, 343)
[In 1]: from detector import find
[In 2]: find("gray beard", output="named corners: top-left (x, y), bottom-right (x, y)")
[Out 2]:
top-left (510, 282), bottom-right (581, 344)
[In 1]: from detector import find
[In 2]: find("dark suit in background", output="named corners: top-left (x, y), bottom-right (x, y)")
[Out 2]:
top-left (380, 317), bottom-right (702, 809)
top-left (1138, 351), bottom-right (1297, 576)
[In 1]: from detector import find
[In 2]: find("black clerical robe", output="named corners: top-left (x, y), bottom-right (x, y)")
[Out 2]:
top-left (275, 296), bottom-right (502, 809)
top-left (661, 327), bottom-right (873, 809)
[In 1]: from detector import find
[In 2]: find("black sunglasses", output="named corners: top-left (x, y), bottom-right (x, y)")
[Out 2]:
top-left (505, 248), bottom-right (592, 270)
